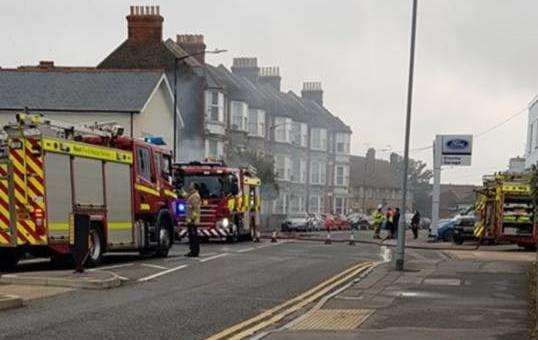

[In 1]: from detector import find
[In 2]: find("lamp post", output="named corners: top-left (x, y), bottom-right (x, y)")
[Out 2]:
top-left (395, 0), bottom-right (418, 271)
top-left (173, 48), bottom-right (227, 161)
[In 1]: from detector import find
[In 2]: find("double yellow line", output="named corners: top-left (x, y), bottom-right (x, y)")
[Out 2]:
top-left (206, 260), bottom-right (376, 340)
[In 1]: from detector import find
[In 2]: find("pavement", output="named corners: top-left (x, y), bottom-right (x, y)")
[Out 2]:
top-left (0, 269), bottom-right (121, 290)
top-left (261, 245), bottom-right (531, 340)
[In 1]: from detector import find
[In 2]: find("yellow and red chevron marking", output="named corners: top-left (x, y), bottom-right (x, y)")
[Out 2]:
top-left (8, 138), bottom-right (47, 245)
top-left (0, 164), bottom-right (11, 245)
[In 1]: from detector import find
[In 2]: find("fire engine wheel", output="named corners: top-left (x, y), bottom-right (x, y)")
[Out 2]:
top-left (156, 228), bottom-right (172, 257)
top-left (226, 228), bottom-right (240, 243)
top-left (87, 227), bottom-right (104, 266)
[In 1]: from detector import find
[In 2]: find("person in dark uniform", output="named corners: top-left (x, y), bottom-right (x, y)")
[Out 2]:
top-left (411, 210), bottom-right (421, 239)
top-left (393, 208), bottom-right (401, 240)
top-left (185, 182), bottom-right (201, 257)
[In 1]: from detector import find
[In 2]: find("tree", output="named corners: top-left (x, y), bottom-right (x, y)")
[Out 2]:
top-left (393, 154), bottom-right (433, 215)
top-left (226, 147), bottom-right (279, 201)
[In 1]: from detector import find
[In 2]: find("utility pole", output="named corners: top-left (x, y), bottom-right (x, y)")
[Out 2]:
top-left (396, 0), bottom-right (418, 271)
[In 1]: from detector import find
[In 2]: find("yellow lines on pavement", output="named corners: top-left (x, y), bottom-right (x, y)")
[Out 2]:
top-left (206, 260), bottom-right (375, 340)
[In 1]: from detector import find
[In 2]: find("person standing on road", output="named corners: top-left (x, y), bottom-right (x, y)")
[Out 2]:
top-left (411, 210), bottom-right (421, 239)
top-left (372, 205), bottom-right (384, 239)
top-left (393, 208), bottom-right (401, 240)
top-left (185, 182), bottom-right (201, 257)
top-left (384, 207), bottom-right (394, 240)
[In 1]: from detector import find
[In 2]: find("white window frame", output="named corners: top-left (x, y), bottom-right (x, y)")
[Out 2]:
top-left (310, 128), bottom-right (327, 151)
top-left (205, 90), bottom-right (224, 122)
top-left (274, 117), bottom-right (292, 143)
top-left (231, 101), bottom-right (248, 131)
top-left (336, 133), bottom-right (350, 154)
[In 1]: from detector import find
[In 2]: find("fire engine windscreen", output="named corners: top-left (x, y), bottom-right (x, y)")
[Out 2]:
top-left (181, 175), bottom-right (235, 198)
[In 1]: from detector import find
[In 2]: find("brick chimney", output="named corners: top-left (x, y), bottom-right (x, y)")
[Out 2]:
top-left (127, 5), bottom-right (163, 44)
top-left (176, 34), bottom-right (206, 64)
top-left (301, 81), bottom-right (323, 106)
top-left (259, 67), bottom-right (281, 91)
top-left (231, 57), bottom-right (259, 83)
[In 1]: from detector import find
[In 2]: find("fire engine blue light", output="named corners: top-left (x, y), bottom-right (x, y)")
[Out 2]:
top-left (178, 203), bottom-right (186, 213)
top-left (144, 136), bottom-right (166, 146)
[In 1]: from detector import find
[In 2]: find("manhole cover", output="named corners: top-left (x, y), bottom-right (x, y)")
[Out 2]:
top-left (290, 309), bottom-right (374, 330)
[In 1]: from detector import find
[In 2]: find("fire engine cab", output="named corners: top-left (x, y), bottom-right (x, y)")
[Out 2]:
top-left (0, 114), bottom-right (177, 269)
top-left (172, 160), bottom-right (261, 242)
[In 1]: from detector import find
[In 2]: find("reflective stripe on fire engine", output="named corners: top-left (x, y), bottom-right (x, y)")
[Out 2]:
top-left (164, 189), bottom-right (177, 199)
top-left (49, 222), bottom-right (69, 231)
top-left (178, 227), bottom-right (230, 238)
top-left (6, 139), bottom-right (47, 245)
top-left (42, 137), bottom-right (133, 164)
top-left (140, 203), bottom-right (150, 211)
top-left (108, 222), bottom-right (133, 230)
top-left (135, 184), bottom-right (160, 197)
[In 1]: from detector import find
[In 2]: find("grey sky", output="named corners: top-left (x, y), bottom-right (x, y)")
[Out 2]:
top-left (1, 0), bottom-right (534, 184)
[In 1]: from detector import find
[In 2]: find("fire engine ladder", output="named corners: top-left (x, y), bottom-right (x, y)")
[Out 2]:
top-left (13, 113), bottom-right (123, 140)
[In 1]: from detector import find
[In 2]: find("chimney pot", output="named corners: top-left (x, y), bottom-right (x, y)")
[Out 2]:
top-left (301, 81), bottom-right (323, 106)
top-left (126, 5), bottom-right (164, 44)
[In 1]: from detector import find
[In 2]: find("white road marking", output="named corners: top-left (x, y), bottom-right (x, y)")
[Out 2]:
top-left (141, 263), bottom-right (168, 270)
top-left (116, 275), bottom-right (130, 281)
top-left (88, 263), bottom-right (134, 272)
top-left (199, 253), bottom-right (229, 262)
top-left (138, 264), bottom-right (188, 282)
top-left (236, 247), bottom-right (255, 253)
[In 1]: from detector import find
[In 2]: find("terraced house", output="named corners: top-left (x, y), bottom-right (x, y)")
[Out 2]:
top-left (98, 5), bottom-right (352, 220)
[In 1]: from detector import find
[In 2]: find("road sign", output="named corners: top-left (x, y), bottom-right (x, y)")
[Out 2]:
top-left (440, 135), bottom-right (473, 166)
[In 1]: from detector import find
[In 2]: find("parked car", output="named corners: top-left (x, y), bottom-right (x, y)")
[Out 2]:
top-left (346, 213), bottom-right (371, 230)
top-left (307, 214), bottom-right (324, 231)
top-left (281, 214), bottom-right (312, 232)
top-left (452, 215), bottom-right (476, 245)
top-left (333, 215), bottom-right (350, 230)
top-left (437, 218), bottom-right (456, 241)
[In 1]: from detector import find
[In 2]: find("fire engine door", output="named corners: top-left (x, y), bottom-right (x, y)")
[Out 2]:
top-left (134, 146), bottom-right (159, 213)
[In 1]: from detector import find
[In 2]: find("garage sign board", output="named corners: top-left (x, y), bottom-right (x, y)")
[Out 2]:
top-left (439, 135), bottom-right (473, 166)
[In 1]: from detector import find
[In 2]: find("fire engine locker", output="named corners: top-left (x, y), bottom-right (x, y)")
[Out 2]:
top-left (72, 157), bottom-right (104, 207)
top-left (45, 152), bottom-right (72, 241)
top-left (105, 161), bottom-right (133, 245)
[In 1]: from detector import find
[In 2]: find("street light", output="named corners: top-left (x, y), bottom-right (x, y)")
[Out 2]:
top-left (395, 0), bottom-right (418, 271)
top-left (173, 48), bottom-right (227, 161)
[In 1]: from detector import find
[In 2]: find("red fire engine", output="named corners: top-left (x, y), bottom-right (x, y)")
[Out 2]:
top-left (172, 161), bottom-right (261, 242)
top-left (0, 114), bottom-right (177, 269)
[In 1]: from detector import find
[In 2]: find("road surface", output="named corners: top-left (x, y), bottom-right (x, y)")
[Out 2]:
top-left (0, 239), bottom-right (383, 339)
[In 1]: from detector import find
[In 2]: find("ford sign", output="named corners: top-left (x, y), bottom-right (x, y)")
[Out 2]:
top-left (440, 134), bottom-right (472, 158)
top-left (446, 139), bottom-right (469, 150)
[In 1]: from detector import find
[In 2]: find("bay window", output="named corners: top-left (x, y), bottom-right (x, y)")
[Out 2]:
top-left (336, 133), bottom-right (351, 154)
top-left (274, 117), bottom-right (292, 143)
top-left (205, 90), bottom-right (224, 122)
top-left (310, 128), bottom-right (327, 151)
top-left (231, 101), bottom-right (248, 131)
top-left (248, 109), bottom-right (266, 137)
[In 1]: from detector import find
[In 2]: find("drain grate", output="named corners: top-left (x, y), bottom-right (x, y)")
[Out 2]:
top-left (290, 309), bottom-right (374, 330)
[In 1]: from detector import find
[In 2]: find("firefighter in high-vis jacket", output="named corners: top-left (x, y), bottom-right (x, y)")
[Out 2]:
top-left (185, 182), bottom-right (202, 257)
top-left (372, 205), bottom-right (385, 239)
